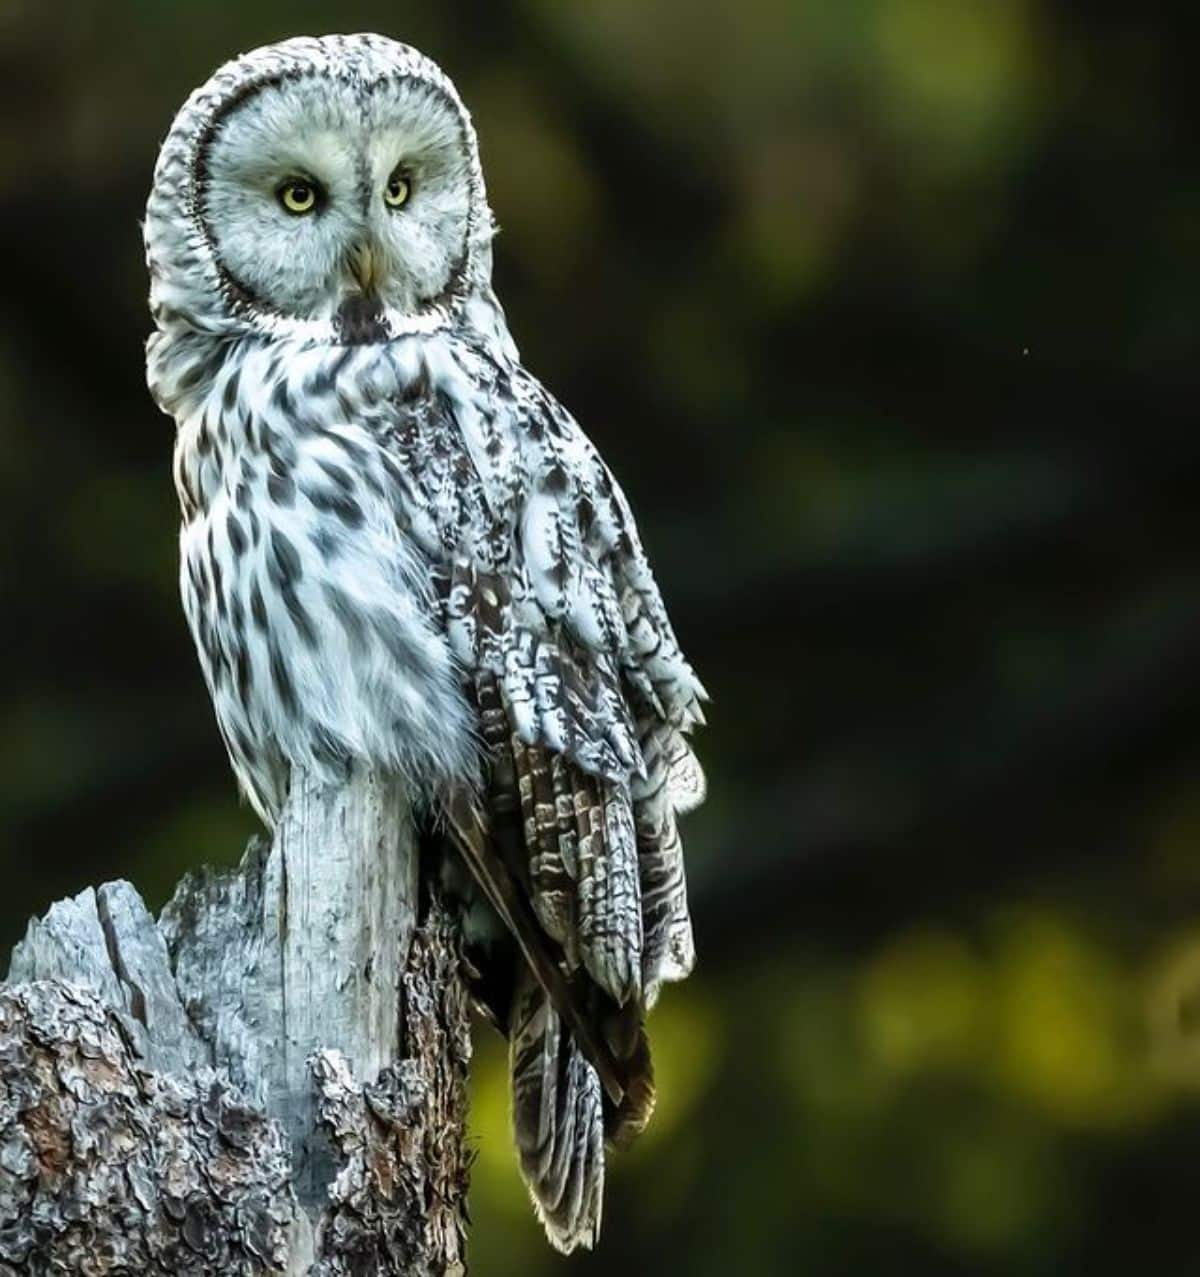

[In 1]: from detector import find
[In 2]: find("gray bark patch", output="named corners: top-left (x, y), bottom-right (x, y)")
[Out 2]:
top-left (1, 766), bottom-right (471, 1275)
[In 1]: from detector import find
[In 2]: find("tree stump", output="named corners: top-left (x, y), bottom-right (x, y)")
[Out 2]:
top-left (0, 767), bottom-right (471, 1275)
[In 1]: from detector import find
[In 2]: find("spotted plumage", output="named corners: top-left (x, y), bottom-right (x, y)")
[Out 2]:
top-left (145, 33), bottom-right (706, 1252)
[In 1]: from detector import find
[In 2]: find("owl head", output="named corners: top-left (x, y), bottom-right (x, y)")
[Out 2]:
top-left (145, 35), bottom-right (494, 344)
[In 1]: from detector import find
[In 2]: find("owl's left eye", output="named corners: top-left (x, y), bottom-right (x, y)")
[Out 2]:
top-left (277, 178), bottom-right (320, 215)
top-left (384, 169), bottom-right (411, 209)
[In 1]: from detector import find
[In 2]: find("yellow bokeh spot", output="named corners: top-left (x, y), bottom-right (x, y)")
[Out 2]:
top-left (873, 0), bottom-right (1040, 157)
top-left (630, 989), bottom-right (721, 1156)
top-left (1145, 933), bottom-right (1200, 1088)
top-left (466, 1028), bottom-right (526, 1209)
top-left (989, 911), bottom-right (1159, 1129)
top-left (858, 928), bottom-right (986, 1074)
top-left (930, 1120), bottom-right (1064, 1255)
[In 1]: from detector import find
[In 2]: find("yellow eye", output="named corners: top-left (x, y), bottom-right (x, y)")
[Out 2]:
top-left (278, 179), bottom-right (318, 215)
top-left (384, 172), bottom-right (410, 209)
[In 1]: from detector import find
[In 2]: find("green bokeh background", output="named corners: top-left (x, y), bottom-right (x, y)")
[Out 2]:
top-left (2, 1), bottom-right (1199, 1272)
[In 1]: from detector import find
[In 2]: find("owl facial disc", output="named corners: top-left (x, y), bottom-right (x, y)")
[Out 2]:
top-left (145, 34), bottom-right (494, 344)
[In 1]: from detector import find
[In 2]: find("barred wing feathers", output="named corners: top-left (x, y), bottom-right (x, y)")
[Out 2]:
top-left (425, 354), bottom-right (706, 999)
top-left (381, 336), bottom-right (705, 1251)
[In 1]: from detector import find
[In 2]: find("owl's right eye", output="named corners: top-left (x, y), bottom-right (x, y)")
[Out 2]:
top-left (277, 179), bottom-right (320, 215)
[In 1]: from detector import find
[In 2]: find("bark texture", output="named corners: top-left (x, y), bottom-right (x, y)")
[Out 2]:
top-left (0, 768), bottom-right (471, 1275)
top-left (310, 910), bottom-right (471, 1275)
top-left (0, 981), bottom-right (295, 1275)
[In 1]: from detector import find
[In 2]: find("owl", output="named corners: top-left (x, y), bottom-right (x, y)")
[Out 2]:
top-left (144, 34), bottom-right (706, 1252)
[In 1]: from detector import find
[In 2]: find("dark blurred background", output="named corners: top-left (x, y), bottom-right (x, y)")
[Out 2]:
top-left (2, 1), bottom-right (1199, 1272)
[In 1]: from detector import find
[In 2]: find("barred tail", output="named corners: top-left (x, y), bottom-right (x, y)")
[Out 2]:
top-left (509, 967), bottom-right (605, 1253)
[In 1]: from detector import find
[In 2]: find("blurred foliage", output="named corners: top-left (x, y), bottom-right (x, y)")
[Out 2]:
top-left (2, 0), bottom-right (1200, 1272)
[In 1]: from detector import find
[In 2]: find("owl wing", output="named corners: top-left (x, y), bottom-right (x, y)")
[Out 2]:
top-left (382, 338), bottom-right (705, 1250)
top-left (437, 357), bottom-right (706, 987)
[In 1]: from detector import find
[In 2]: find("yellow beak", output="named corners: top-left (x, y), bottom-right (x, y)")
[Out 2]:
top-left (346, 241), bottom-right (380, 295)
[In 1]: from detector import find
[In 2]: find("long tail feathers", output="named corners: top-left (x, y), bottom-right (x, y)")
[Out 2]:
top-left (510, 967), bottom-right (605, 1253)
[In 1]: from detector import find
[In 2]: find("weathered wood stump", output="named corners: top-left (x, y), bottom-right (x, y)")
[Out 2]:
top-left (0, 767), bottom-right (471, 1275)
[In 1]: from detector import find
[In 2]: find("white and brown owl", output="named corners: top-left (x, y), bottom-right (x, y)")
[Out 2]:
top-left (145, 33), bottom-right (706, 1252)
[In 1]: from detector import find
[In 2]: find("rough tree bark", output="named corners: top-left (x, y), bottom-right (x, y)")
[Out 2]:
top-left (0, 766), bottom-right (471, 1275)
